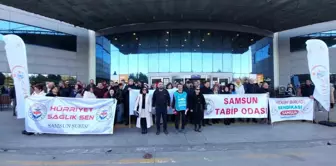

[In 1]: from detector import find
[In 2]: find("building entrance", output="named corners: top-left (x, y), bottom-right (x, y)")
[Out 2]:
top-left (148, 72), bottom-right (232, 87)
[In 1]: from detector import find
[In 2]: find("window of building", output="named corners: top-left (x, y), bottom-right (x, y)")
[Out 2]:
top-left (0, 20), bottom-right (76, 51)
top-left (96, 36), bottom-right (111, 81)
top-left (290, 30), bottom-right (336, 52)
top-left (254, 45), bottom-right (270, 62)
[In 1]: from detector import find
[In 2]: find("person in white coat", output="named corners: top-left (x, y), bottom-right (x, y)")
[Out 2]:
top-left (32, 84), bottom-right (46, 97)
top-left (134, 87), bottom-right (153, 134)
top-left (83, 87), bottom-right (96, 99)
top-left (234, 78), bottom-right (245, 94)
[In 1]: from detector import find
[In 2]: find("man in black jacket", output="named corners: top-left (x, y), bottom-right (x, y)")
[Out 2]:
top-left (184, 81), bottom-right (194, 124)
top-left (152, 82), bottom-right (170, 135)
top-left (301, 80), bottom-right (315, 122)
top-left (59, 81), bottom-right (71, 97)
top-left (123, 79), bottom-right (139, 125)
top-left (201, 81), bottom-right (213, 126)
top-left (246, 79), bottom-right (259, 94)
top-left (245, 79), bottom-right (259, 123)
top-left (301, 80), bottom-right (315, 98)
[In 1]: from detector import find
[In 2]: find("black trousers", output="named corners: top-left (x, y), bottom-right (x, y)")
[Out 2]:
top-left (186, 111), bottom-right (193, 124)
top-left (156, 107), bottom-right (167, 131)
top-left (141, 118), bottom-right (147, 131)
top-left (123, 101), bottom-right (129, 123)
top-left (203, 119), bottom-right (211, 125)
top-left (175, 111), bottom-right (186, 130)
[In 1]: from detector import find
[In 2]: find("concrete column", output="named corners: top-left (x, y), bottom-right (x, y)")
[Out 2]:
top-left (273, 32), bottom-right (280, 88)
top-left (88, 30), bottom-right (96, 83)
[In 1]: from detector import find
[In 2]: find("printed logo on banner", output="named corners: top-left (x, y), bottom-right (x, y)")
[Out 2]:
top-left (96, 104), bottom-right (114, 122)
top-left (11, 65), bottom-right (29, 96)
top-left (311, 65), bottom-right (329, 95)
top-left (205, 98), bottom-right (215, 115)
top-left (28, 103), bottom-right (47, 121)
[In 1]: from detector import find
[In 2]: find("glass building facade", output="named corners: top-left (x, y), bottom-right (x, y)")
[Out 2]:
top-left (96, 36), bottom-right (111, 82)
top-left (0, 20), bottom-right (76, 51)
top-left (290, 30), bottom-right (336, 52)
top-left (108, 29), bottom-right (269, 79)
top-left (251, 37), bottom-right (274, 85)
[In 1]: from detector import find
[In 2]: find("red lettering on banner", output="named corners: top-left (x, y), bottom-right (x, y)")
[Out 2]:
top-left (215, 108), bottom-right (238, 115)
top-left (280, 110), bottom-right (299, 115)
top-left (241, 108), bottom-right (266, 114)
top-left (261, 108), bottom-right (266, 114)
top-left (63, 107), bottom-right (69, 112)
top-left (48, 114), bottom-right (77, 120)
top-left (224, 97), bottom-right (258, 105)
top-left (50, 106), bottom-right (57, 111)
top-left (48, 106), bottom-right (94, 113)
top-left (70, 107), bottom-right (76, 112)
top-left (80, 115), bottom-right (94, 120)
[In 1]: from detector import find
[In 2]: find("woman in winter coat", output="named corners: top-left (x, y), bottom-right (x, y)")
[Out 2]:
top-left (228, 83), bottom-right (236, 94)
top-left (133, 87), bottom-right (153, 134)
top-left (105, 88), bottom-right (120, 124)
top-left (212, 85), bottom-right (220, 124)
top-left (221, 86), bottom-right (233, 125)
top-left (189, 88), bottom-right (206, 132)
top-left (285, 83), bottom-right (296, 97)
top-left (71, 84), bottom-right (83, 98)
top-left (32, 84), bottom-right (46, 97)
top-left (46, 87), bottom-right (60, 97)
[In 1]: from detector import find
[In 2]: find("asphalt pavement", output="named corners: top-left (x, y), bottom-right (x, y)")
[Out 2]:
top-left (0, 109), bottom-right (336, 166)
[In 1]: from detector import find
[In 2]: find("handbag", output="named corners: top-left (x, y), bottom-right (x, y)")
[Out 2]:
top-left (134, 110), bottom-right (139, 117)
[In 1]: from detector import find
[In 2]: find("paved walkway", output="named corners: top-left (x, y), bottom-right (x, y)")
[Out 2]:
top-left (1, 109), bottom-right (336, 154)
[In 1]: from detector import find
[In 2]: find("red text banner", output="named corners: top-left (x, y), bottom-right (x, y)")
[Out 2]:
top-left (203, 94), bottom-right (269, 119)
top-left (25, 96), bottom-right (116, 134)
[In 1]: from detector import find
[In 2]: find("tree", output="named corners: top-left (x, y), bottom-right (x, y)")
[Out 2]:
top-left (128, 72), bottom-right (148, 83)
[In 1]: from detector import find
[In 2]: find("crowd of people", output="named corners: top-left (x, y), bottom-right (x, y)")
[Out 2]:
top-left (13, 76), bottom-right (335, 135)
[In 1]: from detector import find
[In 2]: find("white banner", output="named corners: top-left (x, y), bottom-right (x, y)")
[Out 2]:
top-left (129, 88), bottom-right (177, 115)
top-left (25, 97), bottom-right (117, 134)
top-left (269, 97), bottom-right (314, 123)
top-left (2, 34), bottom-right (30, 119)
top-left (204, 94), bottom-right (268, 119)
top-left (306, 39), bottom-right (330, 111)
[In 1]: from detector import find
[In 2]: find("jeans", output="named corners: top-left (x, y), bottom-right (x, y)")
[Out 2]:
top-left (156, 107), bottom-right (168, 132)
top-left (116, 104), bottom-right (124, 123)
top-left (175, 111), bottom-right (186, 130)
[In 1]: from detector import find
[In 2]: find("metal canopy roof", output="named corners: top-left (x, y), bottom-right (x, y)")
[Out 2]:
top-left (0, 0), bottom-right (335, 34)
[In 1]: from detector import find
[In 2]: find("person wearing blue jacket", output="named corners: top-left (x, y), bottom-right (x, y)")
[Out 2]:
top-left (172, 84), bottom-right (189, 133)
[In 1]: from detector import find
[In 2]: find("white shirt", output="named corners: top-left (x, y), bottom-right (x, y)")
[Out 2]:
top-left (234, 83), bottom-right (245, 94)
top-left (83, 91), bottom-right (96, 99)
top-left (32, 91), bottom-right (46, 97)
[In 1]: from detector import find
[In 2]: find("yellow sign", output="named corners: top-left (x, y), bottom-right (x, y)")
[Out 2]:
top-left (257, 74), bottom-right (264, 83)
top-left (119, 74), bottom-right (129, 82)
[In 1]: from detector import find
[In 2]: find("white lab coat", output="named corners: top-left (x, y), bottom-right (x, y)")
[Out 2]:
top-left (83, 91), bottom-right (96, 99)
top-left (134, 94), bottom-right (153, 128)
top-left (234, 83), bottom-right (245, 94)
top-left (32, 91), bottom-right (46, 97)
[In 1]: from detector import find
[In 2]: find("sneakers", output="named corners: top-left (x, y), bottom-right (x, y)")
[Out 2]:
top-left (164, 130), bottom-right (169, 135)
